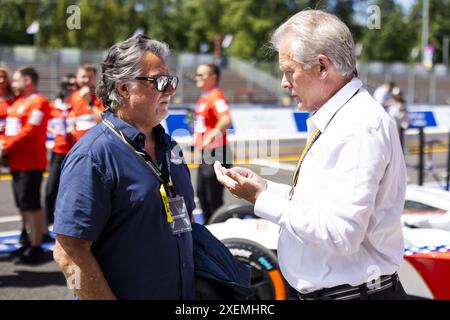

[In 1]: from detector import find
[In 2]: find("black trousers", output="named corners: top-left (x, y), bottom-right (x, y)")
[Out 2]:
top-left (44, 152), bottom-right (66, 225)
top-left (196, 145), bottom-right (232, 224)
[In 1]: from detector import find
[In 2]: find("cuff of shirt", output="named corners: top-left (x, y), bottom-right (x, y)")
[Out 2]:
top-left (254, 190), bottom-right (289, 224)
top-left (266, 180), bottom-right (291, 198)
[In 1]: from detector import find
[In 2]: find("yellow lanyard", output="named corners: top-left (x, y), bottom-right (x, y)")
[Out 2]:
top-left (289, 128), bottom-right (321, 200)
top-left (159, 183), bottom-right (174, 223)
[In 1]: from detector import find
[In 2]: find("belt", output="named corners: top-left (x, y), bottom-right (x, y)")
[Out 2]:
top-left (297, 273), bottom-right (399, 300)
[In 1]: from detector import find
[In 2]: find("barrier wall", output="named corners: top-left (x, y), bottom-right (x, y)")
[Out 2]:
top-left (162, 105), bottom-right (450, 142)
top-left (45, 104), bottom-right (450, 152)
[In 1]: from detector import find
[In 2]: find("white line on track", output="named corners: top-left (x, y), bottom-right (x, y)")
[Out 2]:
top-left (0, 215), bottom-right (21, 224)
top-left (0, 230), bottom-right (20, 237)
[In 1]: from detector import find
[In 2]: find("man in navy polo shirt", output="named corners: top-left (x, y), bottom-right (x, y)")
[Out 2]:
top-left (53, 35), bottom-right (195, 299)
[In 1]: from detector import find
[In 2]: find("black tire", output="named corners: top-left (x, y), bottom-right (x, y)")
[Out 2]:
top-left (208, 204), bottom-right (256, 224)
top-left (222, 238), bottom-right (290, 300)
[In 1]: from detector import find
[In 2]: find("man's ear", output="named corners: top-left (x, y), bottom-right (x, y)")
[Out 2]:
top-left (317, 54), bottom-right (331, 77)
top-left (319, 61), bottom-right (325, 72)
top-left (117, 82), bottom-right (130, 100)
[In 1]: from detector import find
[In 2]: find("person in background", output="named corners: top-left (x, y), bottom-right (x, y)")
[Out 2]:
top-left (0, 67), bottom-right (50, 264)
top-left (385, 86), bottom-right (410, 131)
top-left (45, 76), bottom-right (76, 226)
top-left (194, 63), bottom-right (232, 224)
top-left (373, 81), bottom-right (395, 110)
top-left (63, 73), bottom-right (78, 93)
top-left (0, 65), bottom-right (14, 173)
top-left (0, 65), bottom-right (13, 144)
top-left (70, 65), bottom-right (105, 141)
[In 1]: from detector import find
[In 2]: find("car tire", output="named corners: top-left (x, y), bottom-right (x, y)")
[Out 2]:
top-left (208, 204), bottom-right (256, 224)
top-left (222, 238), bottom-right (290, 300)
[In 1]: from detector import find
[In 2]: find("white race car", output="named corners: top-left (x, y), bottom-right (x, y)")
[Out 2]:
top-left (206, 185), bottom-right (450, 300)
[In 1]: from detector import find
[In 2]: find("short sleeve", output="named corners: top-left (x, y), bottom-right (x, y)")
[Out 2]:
top-left (210, 89), bottom-right (230, 117)
top-left (53, 153), bottom-right (112, 241)
top-left (28, 95), bottom-right (49, 126)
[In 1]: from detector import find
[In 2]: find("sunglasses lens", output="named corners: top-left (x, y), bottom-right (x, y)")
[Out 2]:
top-left (171, 77), bottom-right (178, 90)
top-left (157, 76), bottom-right (169, 92)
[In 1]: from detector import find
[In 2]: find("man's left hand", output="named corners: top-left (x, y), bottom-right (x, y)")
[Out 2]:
top-left (214, 161), bottom-right (266, 204)
top-left (201, 128), bottom-right (222, 149)
top-left (0, 141), bottom-right (7, 160)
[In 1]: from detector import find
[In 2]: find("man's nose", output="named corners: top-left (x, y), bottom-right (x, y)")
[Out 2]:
top-left (281, 74), bottom-right (291, 89)
top-left (163, 85), bottom-right (176, 96)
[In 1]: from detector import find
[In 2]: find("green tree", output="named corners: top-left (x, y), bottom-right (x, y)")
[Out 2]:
top-left (408, 0), bottom-right (450, 64)
top-left (360, 0), bottom-right (413, 61)
top-left (332, 0), bottom-right (363, 41)
top-left (0, 0), bottom-right (38, 45)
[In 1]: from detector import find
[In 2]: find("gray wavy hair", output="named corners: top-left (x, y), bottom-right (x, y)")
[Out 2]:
top-left (270, 10), bottom-right (356, 77)
top-left (96, 34), bottom-right (170, 112)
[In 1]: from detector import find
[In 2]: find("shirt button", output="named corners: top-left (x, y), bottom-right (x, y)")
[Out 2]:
top-left (182, 262), bottom-right (186, 268)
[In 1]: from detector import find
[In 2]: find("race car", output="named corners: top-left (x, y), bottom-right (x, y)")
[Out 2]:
top-left (206, 184), bottom-right (450, 300)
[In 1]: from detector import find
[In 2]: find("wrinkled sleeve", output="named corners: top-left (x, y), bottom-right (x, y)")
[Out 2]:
top-left (266, 180), bottom-right (291, 198)
top-left (53, 153), bottom-right (112, 241)
top-left (255, 122), bottom-right (390, 256)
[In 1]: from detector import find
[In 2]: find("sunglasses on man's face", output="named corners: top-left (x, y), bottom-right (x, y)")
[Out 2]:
top-left (135, 75), bottom-right (179, 93)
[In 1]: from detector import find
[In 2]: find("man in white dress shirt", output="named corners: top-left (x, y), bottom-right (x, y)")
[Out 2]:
top-left (214, 10), bottom-right (407, 300)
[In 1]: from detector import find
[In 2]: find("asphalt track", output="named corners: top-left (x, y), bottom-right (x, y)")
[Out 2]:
top-left (0, 149), bottom-right (448, 299)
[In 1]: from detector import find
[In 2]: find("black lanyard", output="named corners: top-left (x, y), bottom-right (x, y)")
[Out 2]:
top-left (102, 114), bottom-right (176, 198)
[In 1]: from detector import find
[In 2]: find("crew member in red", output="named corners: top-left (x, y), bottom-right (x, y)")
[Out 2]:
top-left (0, 65), bottom-right (13, 139)
top-left (0, 67), bottom-right (50, 264)
top-left (45, 77), bottom-right (76, 226)
top-left (194, 63), bottom-right (233, 224)
top-left (69, 64), bottom-right (105, 140)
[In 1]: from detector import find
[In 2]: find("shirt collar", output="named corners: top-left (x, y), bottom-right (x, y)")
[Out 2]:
top-left (102, 109), bottom-right (167, 148)
top-left (308, 77), bottom-right (363, 134)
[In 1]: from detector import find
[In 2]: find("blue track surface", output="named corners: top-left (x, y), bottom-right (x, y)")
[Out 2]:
top-left (0, 232), bottom-right (56, 256)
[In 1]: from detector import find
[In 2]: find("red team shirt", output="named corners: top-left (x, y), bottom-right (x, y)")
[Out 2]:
top-left (194, 88), bottom-right (230, 150)
top-left (3, 93), bottom-right (50, 171)
top-left (49, 99), bottom-right (75, 155)
top-left (69, 89), bottom-right (105, 141)
top-left (0, 96), bottom-right (13, 138)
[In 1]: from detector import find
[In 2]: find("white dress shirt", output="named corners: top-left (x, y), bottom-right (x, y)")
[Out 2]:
top-left (254, 77), bottom-right (406, 293)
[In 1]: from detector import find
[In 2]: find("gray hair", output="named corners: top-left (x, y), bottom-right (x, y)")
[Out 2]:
top-left (270, 10), bottom-right (356, 77)
top-left (96, 34), bottom-right (170, 112)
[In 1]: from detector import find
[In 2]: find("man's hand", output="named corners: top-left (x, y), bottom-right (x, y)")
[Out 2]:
top-left (201, 114), bottom-right (231, 149)
top-left (79, 86), bottom-right (93, 105)
top-left (214, 161), bottom-right (267, 204)
top-left (0, 140), bottom-right (7, 160)
top-left (201, 128), bottom-right (221, 149)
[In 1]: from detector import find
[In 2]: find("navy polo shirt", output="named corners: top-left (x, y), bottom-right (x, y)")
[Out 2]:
top-left (53, 110), bottom-right (195, 299)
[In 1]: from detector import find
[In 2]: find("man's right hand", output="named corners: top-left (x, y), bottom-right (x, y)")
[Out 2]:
top-left (214, 162), bottom-right (267, 204)
top-left (79, 86), bottom-right (93, 105)
top-left (229, 166), bottom-right (268, 190)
